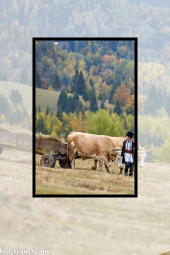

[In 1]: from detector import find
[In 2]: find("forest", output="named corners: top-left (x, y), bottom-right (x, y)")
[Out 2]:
top-left (0, 0), bottom-right (170, 162)
top-left (1, 0), bottom-right (170, 94)
top-left (35, 40), bottom-right (135, 141)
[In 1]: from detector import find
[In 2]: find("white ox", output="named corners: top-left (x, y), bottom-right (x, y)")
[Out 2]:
top-left (92, 143), bottom-right (151, 174)
top-left (67, 131), bottom-right (118, 174)
top-left (138, 147), bottom-right (151, 168)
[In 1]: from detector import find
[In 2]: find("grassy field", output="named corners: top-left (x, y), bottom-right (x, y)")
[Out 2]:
top-left (36, 88), bottom-right (90, 113)
top-left (36, 88), bottom-right (60, 112)
top-left (0, 81), bottom-right (32, 110)
top-left (0, 149), bottom-right (170, 255)
top-left (36, 155), bottom-right (135, 195)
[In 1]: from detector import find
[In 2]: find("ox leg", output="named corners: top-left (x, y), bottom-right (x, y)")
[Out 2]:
top-left (69, 156), bottom-right (75, 169)
top-left (119, 166), bottom-right (123, 175)
top-left (98, 161), bottom-right (103, 171)
top-left (106, 163), bottom-right (115, 174)
top-left (99, 156), bottom-right (115, 174)
top-left (104, 161), bottom-right (115, 174)
top-left (91, 159), bottom-right (98, 170)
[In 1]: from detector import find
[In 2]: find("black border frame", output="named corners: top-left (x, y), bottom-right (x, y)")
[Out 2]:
top-left (33, 37), bottom-right (138, 198)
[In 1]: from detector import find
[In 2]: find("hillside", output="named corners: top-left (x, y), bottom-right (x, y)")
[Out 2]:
top-left (36, 88), bottom-right (90, 113)
top-left (0, 81), bottom-right (32, 111)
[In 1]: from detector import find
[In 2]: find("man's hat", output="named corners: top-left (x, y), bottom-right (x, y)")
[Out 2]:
top-left (126, 131), bottom-right (134, 138)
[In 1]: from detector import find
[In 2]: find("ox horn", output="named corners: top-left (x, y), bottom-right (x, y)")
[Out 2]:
top-left (146, 148), bottom-right (151, 152)
top-left (114, 147), bottom-right (122, 150)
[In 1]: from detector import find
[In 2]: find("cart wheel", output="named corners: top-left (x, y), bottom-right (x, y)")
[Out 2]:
top-left (59, 158), bottom-right (71, 169)
top-left (40, 153), bottom-right (56, 168)
top-left (0, 145), bottom-right (3, 155)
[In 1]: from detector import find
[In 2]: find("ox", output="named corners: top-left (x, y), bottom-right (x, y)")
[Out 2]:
top-left (92, 146), bottom-right (151, 174)
top-left (67, 131), bottom-right (117, 174)
top-left (138, 147), bottom-right (151, 168)
top-left (92, 136), bottom-right (125, 174)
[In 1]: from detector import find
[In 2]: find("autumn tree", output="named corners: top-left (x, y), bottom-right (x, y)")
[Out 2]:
top-left (113, 84), bottom-right (131, 107)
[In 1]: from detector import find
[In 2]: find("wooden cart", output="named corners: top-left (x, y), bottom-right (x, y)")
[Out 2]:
top-left (0, 128), bottom-right (32, 155)
top-left (36, 137), bottom-right (71, 168)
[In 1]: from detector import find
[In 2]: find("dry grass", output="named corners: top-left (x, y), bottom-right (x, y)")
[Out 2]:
top-left (0, 123), bottom-right (32, 136)
top-left (36, 132), bottom-right (65, 143)
top-left (0, 149), bottom-right (170, 255)
top-left (36, 156), bottom-right (134, 195)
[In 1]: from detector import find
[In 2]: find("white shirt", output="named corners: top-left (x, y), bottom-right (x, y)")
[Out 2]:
top-left (124, 140), bottom-right (133, 163)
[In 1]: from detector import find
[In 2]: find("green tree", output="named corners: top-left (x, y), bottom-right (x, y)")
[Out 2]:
top-left (36, 70), bottom-right (41, 88)
top-left (0, 94), bottom-right (10, 121)
top-left (78, 70), bottom-right (86, 95)
top-left (36, 115), bottom-right (45, 133)
top-left (90, 90), bottom-right (98, 113)
top-left (57, 89), bottom-right (68, 112)
top-left (52, 74), bottom-right (61, 91)
top-left (9, 89), bottom-right (22, 106)
top-left (71, 69), bottom-right (79, 93)
top-left (19, 69), bottom-right (28, 85)
top-left (114, 100), bottom-right (123, 115)
top-left (46, 105), bottom-right (49, 115)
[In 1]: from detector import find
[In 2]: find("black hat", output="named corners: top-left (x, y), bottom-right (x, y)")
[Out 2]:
top-left (127, 132), bottom-right (133, 138)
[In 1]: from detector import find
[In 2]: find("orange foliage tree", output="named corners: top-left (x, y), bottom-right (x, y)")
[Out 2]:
top-left (125, 95), bottom-right (134, 115)
top-left (113, 84), bottom-right (131, 107)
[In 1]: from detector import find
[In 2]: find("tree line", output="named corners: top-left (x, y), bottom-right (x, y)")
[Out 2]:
top-left (36, 107), bottom-right (134, 141)
top-left (0, 92), bottom-right (32, 130)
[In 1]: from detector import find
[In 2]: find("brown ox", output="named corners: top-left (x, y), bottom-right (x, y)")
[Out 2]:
top-left (92, 137), bottom-right (125, 174)
top-left (67, 132), bottom-right (117, 174)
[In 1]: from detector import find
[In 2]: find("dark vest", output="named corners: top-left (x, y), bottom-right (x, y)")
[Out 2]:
top-left (121, 139), bottom-right (135, 163)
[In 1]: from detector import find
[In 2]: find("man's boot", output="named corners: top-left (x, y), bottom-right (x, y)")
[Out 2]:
top-left (129, 167), bottom-right (133, 176)
top-left (124, 169), bottom-right (128, 176)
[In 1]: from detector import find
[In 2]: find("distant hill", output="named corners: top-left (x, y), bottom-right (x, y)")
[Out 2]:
top-left (0, 81), bottom-right (32, 110)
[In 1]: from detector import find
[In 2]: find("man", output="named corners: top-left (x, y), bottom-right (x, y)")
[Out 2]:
top-left (121, 132), bottom-right (135, 176)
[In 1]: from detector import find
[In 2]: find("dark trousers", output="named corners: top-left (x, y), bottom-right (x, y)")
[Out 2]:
top-left (124, 161), bottom-right (133, 176)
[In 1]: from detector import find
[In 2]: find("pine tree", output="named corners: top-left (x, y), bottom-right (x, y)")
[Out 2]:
top-left (52, 74), bottom-right (61, 91)
top-left (36, 115), bottom-right (44, 133)
top-left (71, 69), bottom-right (79, 93)
top-left (57, 89), bottom-right (68, 112)
top-left (38, 105), bottom-right (41, 112)
top-left (56, 106), bottom-right (63, 121)
top-left (109, 85), bottom-right (115, 103)
top-left (78, 71), bottom-right (86, 95)
top-left (46, 105), bottom-right (49, 115)
top-left (90, 90), bottom-right (98, 113)
top-left (114, 100), bottom-right (123, 115)
top-left (9, 89), bottom-right (22, 106)
top-left (71, 92), bottom-right (79, 112)
top-left (19, 69), bottom-right (28, 85)
top-left (36, 71), bottom-right (41, 88)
